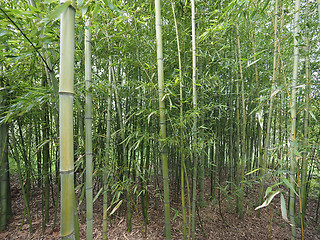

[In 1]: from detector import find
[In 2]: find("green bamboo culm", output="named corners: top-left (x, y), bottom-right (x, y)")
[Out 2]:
top-left (258, 0), bottom-right (278, 212)
top-left (0, 122), bottom-right (8, 231)
top-left (85, 18), bottom-right (93, 240)
top-left (102, 56), bottom-right (113, 240)
top-left (154, 0), bottom-right (172, 239)
top-left (300, 9), bottom-right (310, 228)
top-left (191, 0), bottom-right (198, 239)
top-left (289, 0), bottom-right (300, 239)
top-left (318, 0), bottom-right (320, 21)
top-left (235, 22), bottom-right (246, 219)
top-left (170, 1), bottom-right (187, 239)
top-left (59, 1), bottom-right (75, 239)
top-left (0, 81), bottom-right (8, 231)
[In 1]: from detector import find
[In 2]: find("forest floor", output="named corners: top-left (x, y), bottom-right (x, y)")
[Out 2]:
top-left (1, 176), bottom-right (320, 240)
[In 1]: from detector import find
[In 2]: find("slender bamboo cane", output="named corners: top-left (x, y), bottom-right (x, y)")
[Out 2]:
top-left (236, 22), bottom-right (246, 219)
top-left (85, 18), bottom-right (93, 240)
top-left (59, 1), bottom-right (75, 239)
top-left (301, 31), bottom-right (310, 226)
top-left (10, 129), bottom-right (33, 233)
top-left (318, 0), bottom-right (320, 21)
top-left (0, 122), bottom-right (8, 231)
top-left (289, 0), bottom-right (300, 239)
top-left (154, 0), bottom-right (171, 238)
top-left (111, 63), bottom-right (132, 231)
top-left (170, 1), bottom-right (187, 238)
top-left (103, 56), bottom-right (113, 240)
top-left (191, 0), bottom-right (198, 238)
top-left (258, 0), bottom-right (278, 211)
top-left (0, 79), bottom-right (8, 231)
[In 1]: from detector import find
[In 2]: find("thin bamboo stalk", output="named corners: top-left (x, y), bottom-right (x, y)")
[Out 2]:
top-left (85, 18), bottom-right (93, 240)
top-left (191, 0), bottom-right (198, 238)
top-left (289, 0), bottom-right (300, 239)
top-left (102, 56), bottom-right (113, 240)
top-left (258, 0), bottom-right (278, 211)
top-left (170, 1), bottom-right (187, 238)
top-left (236, 22), bottom-right (246, 219)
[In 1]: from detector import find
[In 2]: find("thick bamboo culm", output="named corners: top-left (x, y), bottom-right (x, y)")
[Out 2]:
top-left (154, 0), bottom-right (172, 239)
top-left (59, 1), bottom-right (75, 239)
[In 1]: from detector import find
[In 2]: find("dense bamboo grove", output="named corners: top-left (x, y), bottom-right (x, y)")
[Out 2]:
top-left (0, 0), bottom-right (320, 239)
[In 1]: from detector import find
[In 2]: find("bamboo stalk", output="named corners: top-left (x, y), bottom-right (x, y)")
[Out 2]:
top-left (191, 0), bottom-right (198, 238)
top-left (102, 56), bottom-right (113, 240)
top-left (170, 1), bottom-right (187, 238)
top-left (154, 0), bottom-right (171, 238)
top-left (85, 17), bottom-right (93, 240)
top-left (236, 22), bottom-right (246, 219)
top-left (59, 1), bottom-right (75, 239)
top-left (289, 0), bottom-right (300, 239)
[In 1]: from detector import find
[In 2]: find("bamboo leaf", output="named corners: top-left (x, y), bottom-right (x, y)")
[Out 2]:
top-left (93, 1), bottom-right (101, 19)
top-left (43, 1), bottom-right (71, 22)
top-left (264, 186), bottom-right (272, 198)
top-left (93, 187), bottom-right (103, 203)
top-left (255, 190), bottom-right (280, 210)
top-left (245, 168), bottom-right (260, 176)
top-left (109, 200), bottom-right (123, 216)
top-left (280, 193), bottom-right (290, 223)
top-left (309, 110), bottom-right (317, 121)
top-left (281, 177), bottom-right (298, 196)
top-left (256, 111), bottom-right (263, 129)
top-left (106, 1), bottom-right (116, 11)
top-left (77, 0), bottom-right (84, 6)
top-left (271, 88), bottom-right (280, 98)
top-left (246, 58), bottom-right (261, 68)
top-left (261, 0), bottom-right (271, 13)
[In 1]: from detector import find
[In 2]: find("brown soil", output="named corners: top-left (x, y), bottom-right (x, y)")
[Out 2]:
top-left (1, 177), bottom-right (320, 239)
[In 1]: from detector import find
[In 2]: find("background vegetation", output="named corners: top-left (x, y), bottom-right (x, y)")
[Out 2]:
top-left (0, 0), bottom-right (320, 239)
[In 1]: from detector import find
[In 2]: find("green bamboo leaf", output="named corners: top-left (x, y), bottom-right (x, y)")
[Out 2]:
top-left (93, 187), bottom-right (103, 203)
top-left (264, 186), bottom-right (272, 198)
top-left (280, 193), bottom-right (289, 223)
top-left (281, 177), bottom-right (298, 196)
top-left (106, 1), bottom-right (116, 11)
top-left (171, 208), bottom-right (181, 220)
top-left (261, 0), bottom-right (271, 12)
top-left (43, 1), bottom-right (71, 22)
top-left (294, 149), bottom-right (302, 158)
top-left (93, 1), bottom-right (101, 19)
top-left (309, 110), bottom-right (317, 121)
top-left (77, 0), bottom-right (84, 6)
